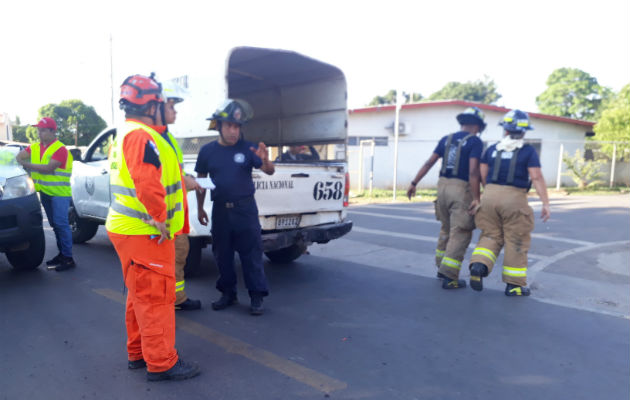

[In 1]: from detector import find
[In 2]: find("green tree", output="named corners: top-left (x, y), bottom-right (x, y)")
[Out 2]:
top-left (427, 77), bottom-right (501, 104)
top-left (562, 149), bottom-right (605, 189)
top-left (11, 116), bottom-right (27, 143)
top-left (368, 90), bottom-right (423, 106)
top-left (593, 83), bottom-right (630, 159)
top-left (536, 68), bottom-right (612, 120)
top-left (38, 99), bottom-right (107, 146)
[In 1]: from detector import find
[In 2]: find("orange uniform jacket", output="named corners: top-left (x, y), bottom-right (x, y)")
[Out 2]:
top-left (108, 120), bottom-right (189, 277)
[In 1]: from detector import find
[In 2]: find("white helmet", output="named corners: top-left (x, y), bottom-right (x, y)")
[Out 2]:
top-left (162, 80), bottom-right (189, 104)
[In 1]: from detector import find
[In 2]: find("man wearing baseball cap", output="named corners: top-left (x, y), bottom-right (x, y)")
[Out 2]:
top-left (16, 117), bottom-right (76, 271)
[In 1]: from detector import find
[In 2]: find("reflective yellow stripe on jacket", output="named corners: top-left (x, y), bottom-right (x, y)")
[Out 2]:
top-left (30, 141), bottom-right (73, 197)
top-left (105, 121), bottom-right (184, 236)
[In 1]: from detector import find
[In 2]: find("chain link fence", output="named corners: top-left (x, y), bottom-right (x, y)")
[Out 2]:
top-left (348, 138), bottom-right (630, 192)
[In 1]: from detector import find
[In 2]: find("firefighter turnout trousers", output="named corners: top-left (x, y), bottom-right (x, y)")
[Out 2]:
top-left (435, 177), bottom-right (476, 279)
top-left (470, 184), bottom-right (534, 287)
top-left (108, 233), bottom-right (179, 373)
top-left (174, 234), bottom-right (190, 305)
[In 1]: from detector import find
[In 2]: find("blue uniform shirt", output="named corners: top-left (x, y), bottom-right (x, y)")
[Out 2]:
top-left (433, 131), bottom-right (483, 181)
top-left (482, 143), bottom-right (541, 188)
top-left (195, 139), bottom-right (263, 202)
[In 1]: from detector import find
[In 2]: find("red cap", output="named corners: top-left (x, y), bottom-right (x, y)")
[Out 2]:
top-left (32, 117), bottom-right (57, 131)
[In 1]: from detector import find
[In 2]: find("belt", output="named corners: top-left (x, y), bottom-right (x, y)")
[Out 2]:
top-left (215, 196), bottom-right (255, 209)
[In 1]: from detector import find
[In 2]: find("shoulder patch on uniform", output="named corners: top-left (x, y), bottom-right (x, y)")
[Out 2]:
top-left (148, 140), bottom-right (160, 157)
top-left (143, 141), bottom-right (161, 169)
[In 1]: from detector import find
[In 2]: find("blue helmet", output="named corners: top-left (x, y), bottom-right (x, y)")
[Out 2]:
top-left (456, 107), bottom-right (486, 132)
top-left (499, 109), bottom-right (534, 134)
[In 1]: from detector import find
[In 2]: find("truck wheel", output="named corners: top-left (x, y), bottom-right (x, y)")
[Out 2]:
top-left (6, 230), bottom-right (45, 270)
top-left (184, 236), bottom-right (205, 276)
top-left (69, 203), bottom-right (99, 244)
top-left (265, 243), bottom-right (307, 264)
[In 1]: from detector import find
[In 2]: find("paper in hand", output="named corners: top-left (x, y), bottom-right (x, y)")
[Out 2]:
top-left (198, 176), bottom-right (216, 190)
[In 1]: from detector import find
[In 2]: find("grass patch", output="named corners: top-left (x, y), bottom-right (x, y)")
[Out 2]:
top-left (550, 186), bottom-right (630, 196)
top-left (350, 188), bottom-right (437, 204)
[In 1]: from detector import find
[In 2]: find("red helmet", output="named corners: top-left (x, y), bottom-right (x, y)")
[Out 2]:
top-left (119, 74), bottom-right (163, 107)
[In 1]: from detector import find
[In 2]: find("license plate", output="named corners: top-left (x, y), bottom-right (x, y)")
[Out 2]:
top-left (276, 215), bottom-right (301, 229)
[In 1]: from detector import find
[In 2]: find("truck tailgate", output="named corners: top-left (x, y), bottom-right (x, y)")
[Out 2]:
top-left (253, 163), bottom-right (346, 230)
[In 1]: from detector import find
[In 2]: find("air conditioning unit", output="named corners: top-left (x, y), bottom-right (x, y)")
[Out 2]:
top-left (385, 121), bottom-right (412, 135)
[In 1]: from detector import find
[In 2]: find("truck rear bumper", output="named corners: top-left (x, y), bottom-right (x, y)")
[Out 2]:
top-left (261, 220), bottom-right (353, 252)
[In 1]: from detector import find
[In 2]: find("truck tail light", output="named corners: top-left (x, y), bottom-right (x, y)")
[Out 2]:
top-left (343, 172), bottom-right (350, 207)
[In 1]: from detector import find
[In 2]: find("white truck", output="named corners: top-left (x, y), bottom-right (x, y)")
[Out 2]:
top-left (69, 46), bottom-right (352, 272)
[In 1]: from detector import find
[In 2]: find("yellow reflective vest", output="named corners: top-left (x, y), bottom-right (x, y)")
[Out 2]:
top-left (105, 121), bottom-right (184, 236)
top-left (30, 140), bottom-right (73, 197)
top-left (165, 130), bottom-right (183, 165)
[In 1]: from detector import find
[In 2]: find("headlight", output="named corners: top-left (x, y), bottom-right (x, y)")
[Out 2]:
top-left (1, 174), bottom-right (36, 200)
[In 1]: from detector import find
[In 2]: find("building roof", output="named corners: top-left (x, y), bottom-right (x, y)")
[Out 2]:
top-left (349, 100), bottom-right (595, 128)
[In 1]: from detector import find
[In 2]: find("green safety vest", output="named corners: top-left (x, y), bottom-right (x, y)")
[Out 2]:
top-left (30, 141), bottom-right (73, 197)
top-left (105, 121), bottom-right (184, 236)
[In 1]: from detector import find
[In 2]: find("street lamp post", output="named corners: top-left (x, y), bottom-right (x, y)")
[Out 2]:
top-left (392, 90), bottom-right (402, 201)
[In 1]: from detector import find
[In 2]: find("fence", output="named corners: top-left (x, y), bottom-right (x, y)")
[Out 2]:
top-left (348, 139), bottom-right (630, 192)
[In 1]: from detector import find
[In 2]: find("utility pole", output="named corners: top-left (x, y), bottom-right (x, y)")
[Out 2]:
top-left (392, 89), bottom-right (402, 201)
top-left (109, 33), bottom-right (115, 126)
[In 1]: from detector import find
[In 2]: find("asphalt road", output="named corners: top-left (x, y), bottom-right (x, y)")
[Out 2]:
top-left (1, 194), bottom-right (628, 400)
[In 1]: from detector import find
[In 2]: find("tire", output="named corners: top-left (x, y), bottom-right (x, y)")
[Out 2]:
top-left (184, 236), bottom-right (205, 276)
top-left (6, 230), bottom-right (45, 270)
top-left (69, 203), bottom-right (99, 244)
top-left (265, 243), bottom-right (307, 264)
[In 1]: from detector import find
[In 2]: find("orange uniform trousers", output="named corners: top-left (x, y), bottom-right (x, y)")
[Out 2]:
top-left (434, 177), bottom-right (476, 279)
top-left (108, 232), bottom-right (179, 373)
top-left (470, 184), bottom-right (534, 286)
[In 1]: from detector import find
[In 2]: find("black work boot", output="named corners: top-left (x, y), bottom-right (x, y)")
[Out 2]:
top-left (55, 256), bottom-right (76, 272)
top-left (505, 284), bottom-right (531, 297)
top-left (211, 293), bottom-right (237, 310)
top-left (442, 277), bottom-right (466, 289)
top-left (175, 298), bottom-right (202, 311)
top-left (146, 359), bottom-right (200, 382)
top-left (250, 296), bottom-right (264, 316)
top-left (469, 263), bottom-right (489, 292)
top-left (45, 253), bottom-right (63, 266)
top-left (436, 271), bottom-right (447, 279)
top-left (128, 359), bottom-right (146, 370)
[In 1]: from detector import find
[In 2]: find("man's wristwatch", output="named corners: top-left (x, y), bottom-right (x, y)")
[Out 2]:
top-left (411, 180), bottom-right (418, 186)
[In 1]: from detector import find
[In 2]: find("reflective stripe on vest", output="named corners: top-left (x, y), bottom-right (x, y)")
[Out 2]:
top-left (105, 121), bottom-right (184, 236)
top-left (30, 141), bottom-right (73, 197)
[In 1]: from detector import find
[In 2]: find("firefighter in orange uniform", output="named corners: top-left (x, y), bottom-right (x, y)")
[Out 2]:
top-left (106, 74), bottom-right (199, 381)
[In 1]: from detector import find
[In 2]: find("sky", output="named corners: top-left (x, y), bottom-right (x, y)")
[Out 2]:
top-left (1, 0), bottom-right (629, 126)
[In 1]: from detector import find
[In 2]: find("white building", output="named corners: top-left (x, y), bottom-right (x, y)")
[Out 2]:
top-left (347, 100), bottom-right (595, 190)
top-left (0, 112), bottom-right (13, 142)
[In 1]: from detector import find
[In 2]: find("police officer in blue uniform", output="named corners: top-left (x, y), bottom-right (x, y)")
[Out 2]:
top-left (407, 107), bottom-right (485, 289)
top-left (468, 109), bottom-right (550, 296)
top-left (195, 99), bottom-right (275, 315)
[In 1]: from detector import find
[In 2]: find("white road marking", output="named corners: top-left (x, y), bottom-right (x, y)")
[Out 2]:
top-left (349, 210), bottom-right (596, 246)
top-left (349, 210), bottom-right (439, 224)
top-left (527, 240), bottom-right (630, 280)
top-left (351, 225), bottom-right (546, 260)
